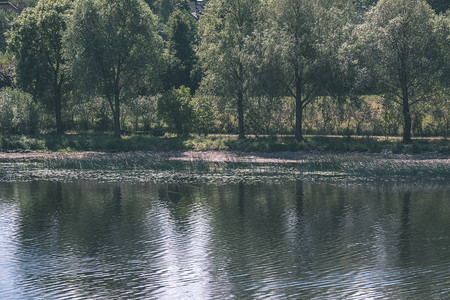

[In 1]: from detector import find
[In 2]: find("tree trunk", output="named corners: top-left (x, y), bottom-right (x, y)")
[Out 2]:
top-left (55, 92), bottom-right (64, 134)
top-left (294, 69), bottom-right (303, 141)
top-left (113, 90), bottom-right (121, 137)
top-left (401, 85), bottom-right (411, 143)
top-left (55, 88), bottom-right (63, 134)
top-left (295, 96), bottom-right (303, 141)
top-left (237, 87), bottom-right (245, 139)
top-left (237, 60), bottom-right (245, 140)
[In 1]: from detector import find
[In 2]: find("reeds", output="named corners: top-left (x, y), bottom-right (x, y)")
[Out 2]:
top-left (1, 152), bottom-right (448, 184)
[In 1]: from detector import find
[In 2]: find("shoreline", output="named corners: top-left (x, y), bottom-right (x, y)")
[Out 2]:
top-left (1, 150), bottom-right (449, 184)
top-left (1, 149), bottom-right (449, 164)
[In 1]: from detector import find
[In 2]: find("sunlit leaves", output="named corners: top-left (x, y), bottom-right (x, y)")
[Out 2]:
top-left (355, 0), bottom-right (443, 142)
top-left (7, 0), bottom-right (72, 133)
top-left (64, 0), bottom-right (163, 136)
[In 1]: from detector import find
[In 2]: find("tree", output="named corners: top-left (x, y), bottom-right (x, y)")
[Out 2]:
top-left (354, 0), bottom-right (449, 14)
top-left (153, 0), bottom-right (189, 23)
top-left (356, 0), bottom-right (443, 142)
top-left (158, 86), bottom-right (194, 136)
top-left (7, 0), bottom-right (72, 134)
top-left (433, 11), bottom-right (450, 89)
top-left (191, 95), bottom-right (217, 135)
top-left (0, 10), bottom-right (16, 52)
top-left (165, 9), bottom-right (197, 90)
top-left (65, 0), bottom-right (163, 136)
top-left (198, 0), bottom-right (261, 139)
top-left (0, 87), bottom-right (39, 135)
top-left (256, 0), bottom-right (353, 140)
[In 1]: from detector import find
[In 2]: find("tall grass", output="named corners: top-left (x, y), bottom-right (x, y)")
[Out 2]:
top-left (1, 151), bottom-right (448, 184)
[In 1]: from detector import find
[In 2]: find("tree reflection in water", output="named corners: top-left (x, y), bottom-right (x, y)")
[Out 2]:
top-left (0, 181), bottom-right (448, 299)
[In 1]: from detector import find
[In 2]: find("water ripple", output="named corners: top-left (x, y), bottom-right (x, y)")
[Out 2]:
top-left (0, 181), bottom-right (449, 299)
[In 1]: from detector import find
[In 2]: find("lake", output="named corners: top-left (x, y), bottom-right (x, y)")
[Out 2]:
top-left (0, 180), bottom-right (449, 299)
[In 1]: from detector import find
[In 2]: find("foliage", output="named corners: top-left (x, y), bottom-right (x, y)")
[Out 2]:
top-left (65, 95), bottom-right (111, 132)
top-left (191, 95), bottom-right (218, 135)
top-left (433, 11), bottom-right (450, 88)
top-left (0, 0), bottom-right (447, 143)
top-left (158, 86), bottom-right (194, 136)
top-left (0, 63), bottom-right (14, 89)
top-left (1, 132), bottom-right (448, 154)
top-left (7, 0), bottom-right (73, 134)
top-left (0, 87), bottom-right (39, 135)
top-left (254, 0), bottom-right (356, 140)
top-left (153, 0), bottom-right (189, 23)
top-left (164, 9), bottom-right (198, 90)
top-left (0, 10), bottom-right (16, 52)
top-left (124, 95), bottom-right (159, 132)
top-left (65, 0), bottom-right (163, 136)
top-left (356, 0), bottom-right (443, 143)
top-left (355, 0), bottom-right (449, 14)
top-left (198, 0), bottom-right (261, 139)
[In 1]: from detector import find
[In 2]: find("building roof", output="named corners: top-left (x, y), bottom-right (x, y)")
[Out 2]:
top-left (0, 2), bottom-right (24, 14)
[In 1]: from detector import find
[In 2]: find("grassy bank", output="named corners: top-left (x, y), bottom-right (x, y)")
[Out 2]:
top-left (1, 150), bottom-right (449, 184)
top-left (0, 133), bottom-right (449, 154)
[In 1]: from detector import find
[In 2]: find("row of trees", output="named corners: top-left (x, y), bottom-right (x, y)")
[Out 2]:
top-left (1, 0), bottom-right (449, 142)
top-left (198, 0), bottom-right (449, 142)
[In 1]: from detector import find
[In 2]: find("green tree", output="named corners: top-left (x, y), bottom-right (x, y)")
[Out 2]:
top-left (153, 0), bottom-right (189, 23)
top-left (191, 95), bottom-right (217, 135)
top-left (256, 0), bottom-right (353, 140)
top-left (356, 0), bottom-right (443, 142)
top-left (165, 9), bottom-right (197, 90)
top-left (7, 0), bottom-right (72, 134)
top-left (0, 10), bottom-right (16, 52)
top-left (0, 87), bottom-right (39, 134)
top-left (158, 85), bottom-right (194, 136)
top-left (355, 0), bottom-right (449, 14)
top-left (433, 11), bottom-right (450, 89)
top-left (198, 0), bottom-right (261, 139)
top-left (65, 0), bottom-right (163, 136)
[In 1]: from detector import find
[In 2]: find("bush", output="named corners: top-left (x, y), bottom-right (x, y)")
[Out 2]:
top-left (192, 95), bottom-right (217, 135)
top-left (124, 95), bottom-right (159, 132)
top-left (0, 88), bottom-right (40, 135)
top-left (158, 86), bottom-right (194, 136)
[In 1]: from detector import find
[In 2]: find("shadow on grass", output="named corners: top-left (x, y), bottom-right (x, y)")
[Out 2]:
top-left (0, 133), bottom-right (448, 154)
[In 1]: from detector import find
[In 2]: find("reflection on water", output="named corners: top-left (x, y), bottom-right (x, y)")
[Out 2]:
top-left (0, 181), bottom-right (449, 299)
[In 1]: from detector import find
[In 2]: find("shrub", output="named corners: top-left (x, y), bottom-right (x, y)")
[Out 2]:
top-left (0, 88), bottom-right (40, 134)
top-left (192, 96), bottom-right (217, 135)
top-left (158, 86), bottom-right (194, 136)
top-left (124, 95), bottom-right (159, 132)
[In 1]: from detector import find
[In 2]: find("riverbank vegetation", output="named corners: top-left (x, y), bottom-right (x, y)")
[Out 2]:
top-left (1, 148), bottom-right (450, 184)
top-left (0, 0), bottom-right (448, 146)
top-left (0, 133), bottom-right (448, 154)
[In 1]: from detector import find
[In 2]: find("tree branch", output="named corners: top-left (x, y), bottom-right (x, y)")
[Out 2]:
top-left (302, 83), bottom-right (318, 108)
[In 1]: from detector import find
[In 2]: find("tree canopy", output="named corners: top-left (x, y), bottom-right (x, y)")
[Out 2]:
top-left (198, 0), bottom-right (261, 139)
top-left (8, 0), bottom-right (72, 133)
top-left (356, 0), bottom-right (443, 142)
top-left (65, 0), bottom-right (163, 136)
top-left (1, 0), bottom-right (448, 140)
top-left (165, 9), bottom-right (197, 90)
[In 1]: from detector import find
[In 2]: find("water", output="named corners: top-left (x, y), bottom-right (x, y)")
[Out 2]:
top-left (0, 181), bottom-right (449, 299)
